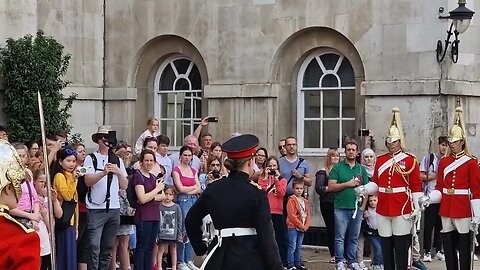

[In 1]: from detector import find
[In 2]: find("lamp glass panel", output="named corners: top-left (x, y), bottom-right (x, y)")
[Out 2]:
top-left (454, 18), bottom-right (471, 34)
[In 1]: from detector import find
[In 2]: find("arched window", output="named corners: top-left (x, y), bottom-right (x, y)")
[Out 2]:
top-left (154, 56), bottom-right (202, 148)
top-left (297, 49), bottom-right (355, 152)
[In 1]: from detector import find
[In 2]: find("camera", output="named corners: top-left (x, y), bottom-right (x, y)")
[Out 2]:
top-left (107, 130), bottom-right (118, 149)
top-left (79, 166), bottom-right (89, 176)
top-left (212, 171), bottom-right (221, 179)
top-left (268, 169), bottom-right (276, 176)
top-left (357, 129), bottom-right (370, 137)
top-left (207, 116), bottom-right (218, 123)
top-left (157, 172), bottom-right (164, 179)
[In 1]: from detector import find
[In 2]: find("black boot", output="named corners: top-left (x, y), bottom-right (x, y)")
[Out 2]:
top-left (393, 234), bottom-right (411, 270)
top-left (442, 231), bottom-right (459, 270)
top-left (458, 232), bottom-right (472, 270)
top-left (381, 236), bottom-right (395, 269)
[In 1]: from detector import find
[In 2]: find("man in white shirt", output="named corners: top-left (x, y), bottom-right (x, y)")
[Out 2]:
top-left (156, 134), bottom-right (173, 186)
top-left (420, 136), bottom-right (448, 262)
top-left (84, 125), bottom-right (128, 270)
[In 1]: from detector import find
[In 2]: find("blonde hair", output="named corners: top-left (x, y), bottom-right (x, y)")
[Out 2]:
top-left (324, 148), bottom-right (339, 174)
top-left (147, 117), bottom-right (159, 126)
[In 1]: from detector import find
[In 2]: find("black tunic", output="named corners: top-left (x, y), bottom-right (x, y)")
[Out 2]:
top-left (185, 170), bottom-right (283, 270)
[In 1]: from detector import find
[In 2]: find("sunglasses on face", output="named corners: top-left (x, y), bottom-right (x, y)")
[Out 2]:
top-left (210, 163), bottom-right (221, 167)
top-left (98, 135), bottom-right (108, 140)
top-left (278, 146), bottom-right (285, 150)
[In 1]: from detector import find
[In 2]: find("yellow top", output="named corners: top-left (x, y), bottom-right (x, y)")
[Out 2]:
top-left (53, 172), bottom-right (78, 228)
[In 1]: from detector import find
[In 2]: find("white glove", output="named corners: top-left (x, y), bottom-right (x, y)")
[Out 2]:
top-left (471, 199), bottom-right (480, 232)
top-left (354, 185), bottom-right (366, 197)
top-left (418, 195), bottom-right (431, 211)
top-left (410, 192), bottom-right (423, 220)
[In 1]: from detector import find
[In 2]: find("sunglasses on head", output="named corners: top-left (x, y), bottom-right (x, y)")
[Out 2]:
top-left (65, 148), bottom-right (77, 156)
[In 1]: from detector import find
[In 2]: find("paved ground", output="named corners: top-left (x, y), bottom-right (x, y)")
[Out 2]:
top-left (301, 246), bottom-right (480, 270)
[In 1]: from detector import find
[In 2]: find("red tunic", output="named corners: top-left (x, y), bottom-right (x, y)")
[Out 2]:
top-left (371, 151), bottom-right (422, 217)
top-left (0, 210), bottom-right (40, 269)
top-left (436, 152), bottom-right (480, 218)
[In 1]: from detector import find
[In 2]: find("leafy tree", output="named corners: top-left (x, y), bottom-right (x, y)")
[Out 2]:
top-left (0, 30), bottom-right (78, 143)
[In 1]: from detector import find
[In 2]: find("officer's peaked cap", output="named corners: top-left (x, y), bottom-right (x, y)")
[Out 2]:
top-left (222, 134), bottom-right (259, 159)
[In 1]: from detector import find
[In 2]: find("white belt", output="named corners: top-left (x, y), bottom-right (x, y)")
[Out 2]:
top-left (442, 188), bottom-right (470, 195)
top-left (200, 227), bottom-right (257, 270)
top-left (379, 187), bottom-right (407, 193)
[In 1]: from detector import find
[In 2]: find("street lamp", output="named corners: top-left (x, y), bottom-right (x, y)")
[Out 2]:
top-left (436, 0), bottom-right (475, 63)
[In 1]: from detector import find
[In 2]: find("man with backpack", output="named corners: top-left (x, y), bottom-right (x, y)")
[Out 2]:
top-left (84, 125), bottom-right (128, 270)
top-left (420, 136), bottom-right (448, 262)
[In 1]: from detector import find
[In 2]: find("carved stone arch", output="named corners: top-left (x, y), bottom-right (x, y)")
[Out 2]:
top-left (269, 27), bottom-right (365, 152)
top-left (128, 35), bottom-right (208, 139)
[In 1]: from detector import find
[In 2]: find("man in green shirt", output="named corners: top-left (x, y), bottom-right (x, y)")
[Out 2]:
top-left (328, 141), bottom-right (369, 270)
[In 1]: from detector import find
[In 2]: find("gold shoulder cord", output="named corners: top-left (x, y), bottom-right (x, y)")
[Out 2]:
top-left (391, 158), bottom-right (417, 186)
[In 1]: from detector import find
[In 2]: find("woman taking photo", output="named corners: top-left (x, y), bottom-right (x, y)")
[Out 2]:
top-left (257, 156), bottom-right (288, 266)
top-left (172, 146), bottom-right (202, 270)
top-left (315, 147), bottom-right (340, 263)
top-left (133, 149), bottom-right (166, 270)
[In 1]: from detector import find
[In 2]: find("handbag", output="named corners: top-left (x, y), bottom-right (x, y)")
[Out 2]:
top-left (55, 200), bottom-right (76, 230)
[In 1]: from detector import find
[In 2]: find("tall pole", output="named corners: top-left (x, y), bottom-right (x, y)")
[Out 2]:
top-left (37, 92), bottom-right (56, 270)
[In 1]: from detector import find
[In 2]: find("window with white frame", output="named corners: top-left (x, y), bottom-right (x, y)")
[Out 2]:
top-left (154, 56), bottom-right (202, 148)
top-left (297, 50), bottom-right (355, 152)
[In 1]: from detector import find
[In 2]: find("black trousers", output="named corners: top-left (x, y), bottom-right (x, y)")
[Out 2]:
top-left (381, 235), bottom-right (411, 270)
top-left (320, 201), bottom-right (335, 257)
top-left (442, 231), bottom-right (472, 270)
top-left (423, 203), bottom-right (442, 253)
top-left (41, 255), bottom-right (51, 270)
top-left (271, 213), bottom-right (288, 265)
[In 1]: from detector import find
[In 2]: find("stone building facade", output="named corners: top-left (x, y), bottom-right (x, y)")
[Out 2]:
top-left (1, 0), bottom-right (480, 232)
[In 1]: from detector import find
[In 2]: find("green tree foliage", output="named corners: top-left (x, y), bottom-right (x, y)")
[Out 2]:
top-left (0, 30), bottom-right (78, 143)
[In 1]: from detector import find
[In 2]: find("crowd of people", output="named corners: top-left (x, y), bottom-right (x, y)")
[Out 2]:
top-left (1, 105), bottom-right (480, 270)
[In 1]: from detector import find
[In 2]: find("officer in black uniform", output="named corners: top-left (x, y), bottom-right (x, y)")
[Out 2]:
top-left (185, 134), bottom-right (283, 270)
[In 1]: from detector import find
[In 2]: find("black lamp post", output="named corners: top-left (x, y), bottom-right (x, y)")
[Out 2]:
top-left (436, 0), bottom-right (475, 63)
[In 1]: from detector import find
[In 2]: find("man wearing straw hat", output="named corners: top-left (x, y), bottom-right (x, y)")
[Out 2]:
top-left (0, 140), bottom-right (40, 268)
top-left (419, 107), bottom-right (480, 270)
top-left (356, 108), bottom-right (422, 269)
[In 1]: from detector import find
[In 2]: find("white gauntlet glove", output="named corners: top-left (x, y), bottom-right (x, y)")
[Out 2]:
top-left (410, 192), bottom-right (423, 220)
top-left (471, 199), bottom-right (480, 233)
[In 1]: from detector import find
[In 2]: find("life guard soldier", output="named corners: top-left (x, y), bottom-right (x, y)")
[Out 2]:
top-left (356, 108), bottom-right (422, 269)
top-left (185, 134), bottom-right (283, 270)
top-left (419, 107), bottom-right (480, 270)
top-left (0, 139), bottom-right (41, 269)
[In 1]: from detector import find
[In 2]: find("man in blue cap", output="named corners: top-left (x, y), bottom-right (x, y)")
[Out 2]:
top-left (185, 134), bottom-right (283, 270)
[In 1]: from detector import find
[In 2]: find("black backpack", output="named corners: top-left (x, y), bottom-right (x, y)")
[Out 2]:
top-left (127, 170), bottom-right (154, 209)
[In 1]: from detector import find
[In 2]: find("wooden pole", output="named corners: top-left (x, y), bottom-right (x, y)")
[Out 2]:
top-left (37, 92), bottom-right (56, 270)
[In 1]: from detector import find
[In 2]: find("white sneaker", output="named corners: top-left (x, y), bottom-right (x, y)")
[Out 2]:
top-left (178, 263), bottom-right (190, 270)
top-left (474, 254), bottom-right (479, 261)
top-left (372, 265), bottom-right (383, 270)
top-left (335, 262), bottom-right (346, 270)
top-left (186, 261), bottom-right (200, 270)
top-left (347, 263), bottom-right (362, 270)
top-left (422, 252), bottom-right (432, 262)
top-left (358, 261), bottom-right (367, 270)
top-left (434, 251), bottom-right (445, 260)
